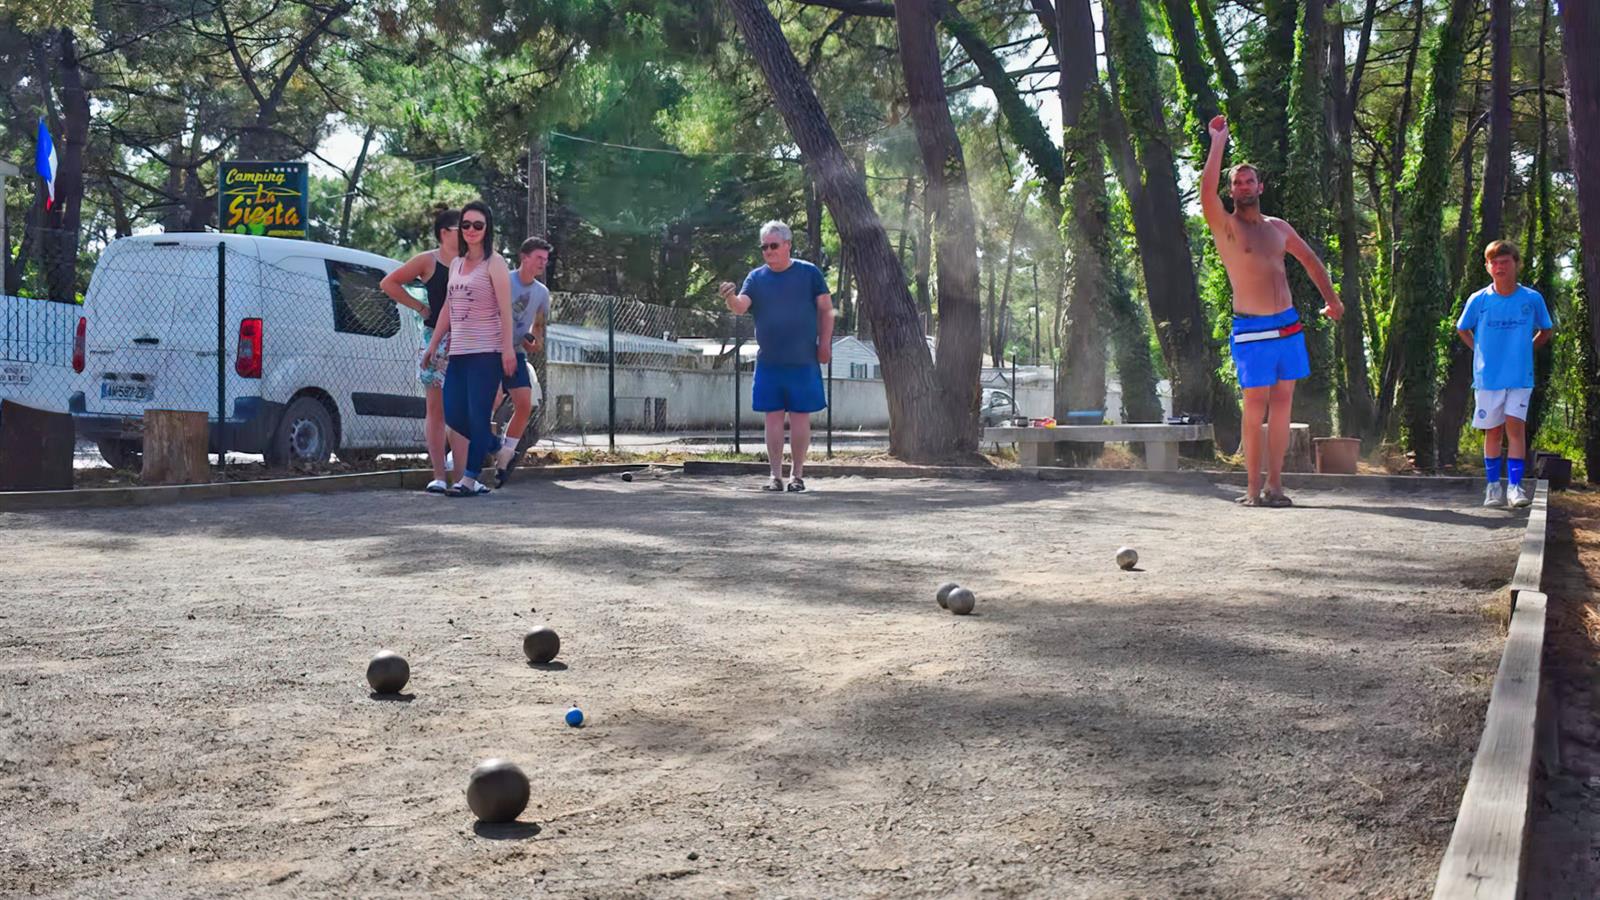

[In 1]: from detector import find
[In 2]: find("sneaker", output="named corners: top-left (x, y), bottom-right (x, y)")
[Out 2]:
top-left (762, 476), bottom-right (785, 492)
top-left (424, 479), bottom-right (448, 494)
top-left (786, 477), bottom-right (807, 493)
top-left (1483, 482), bottom-right (1506, 508)
top-left (1511, 483), bottom-right (1535, 508)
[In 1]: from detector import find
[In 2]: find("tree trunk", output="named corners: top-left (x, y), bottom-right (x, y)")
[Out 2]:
top-left (724, 0), bottom-right (962, 460)
top-left (1392, 0), bottom-right (1475, 469)
top-left (42, 28), bottom-right (89, 302)
top-left (141, 409), bottom-right (211, 485)
top-left (1280, 0), bottom-right (1334, 436)
top-left (1329, 1), bottom-right (1378, 441)
top-left (0, 400), bottom-right (74, 491)
top-left (1526, 0), bottom-right (1558, 447)
top-left (896, 174), bottom-right (915, 269)
top-left (915, 178), bottom-right (933, 317)
top-left (1054, 0), bottom-right (1110, 429)
top-left (1436, 0), bottom-right (1512, 467)
top-left (1159, 0), bottom-right (1225, 166)
top-left (339, 123), bottom-right (376, 247)
top-left (1234, 0), bottom-right (1297, 217)
top-left (805, 176), bottom-right (824, 261)
top-left (1560, 0), bottom-right (1600, 479)
top-left (1104, 0), bottom-right (1236, 449)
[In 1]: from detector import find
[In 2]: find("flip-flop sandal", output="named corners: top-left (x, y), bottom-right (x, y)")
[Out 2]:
top-left (786, 477), bottom-right (807, 493)
top-left (425, 479), bottom-right (448, 494)
top-left (1235, 494), bottom-right (1265, 507)
top-left (447, 482), bottom-right (491, 498)
top-left (1264, 491), bottom-right (1294, 508)
top-left (762, 476), bottom-right (785, 492)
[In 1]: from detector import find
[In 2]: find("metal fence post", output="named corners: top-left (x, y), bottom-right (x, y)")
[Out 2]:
top-left (826, 354), bottom-right (833, 459)
top-left (216, 242), bottom-right (226, 471)
top-left (607, 294), bottom-right (616, 452)
top-left (733, 328), bottom-right (743, 454)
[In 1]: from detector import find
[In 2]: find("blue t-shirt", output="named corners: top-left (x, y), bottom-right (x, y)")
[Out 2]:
top-left (1456, 284), bottom-right (1553, 390)
top-left (741, 260), bottom-right (829, 366)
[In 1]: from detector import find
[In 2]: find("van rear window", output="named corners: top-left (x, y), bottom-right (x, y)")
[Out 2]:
top-left (327, 261), bottom-right (398, 338)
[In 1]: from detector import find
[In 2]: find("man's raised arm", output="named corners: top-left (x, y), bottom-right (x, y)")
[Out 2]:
top-left (1201, 115), bottom-right (1230, 230)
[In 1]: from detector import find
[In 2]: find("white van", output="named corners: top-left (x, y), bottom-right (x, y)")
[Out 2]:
top-left (70, 233), bottom-right (428, 467)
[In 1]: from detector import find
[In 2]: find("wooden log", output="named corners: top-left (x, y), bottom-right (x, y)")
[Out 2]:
top-left (141, 409), bottom-right (210, 485)
top-left (0, 399), bottom-right (75, 491)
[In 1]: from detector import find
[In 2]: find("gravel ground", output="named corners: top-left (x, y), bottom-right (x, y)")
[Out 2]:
top-left (0, 473), bottom-right (1523, 897)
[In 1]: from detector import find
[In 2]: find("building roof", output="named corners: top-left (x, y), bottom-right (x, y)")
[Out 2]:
top-left (547, 322), bottom-right (700, 357)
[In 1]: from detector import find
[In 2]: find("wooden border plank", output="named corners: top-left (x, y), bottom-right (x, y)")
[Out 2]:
top-left (1432, 589), bottom-right (1548, 900)
top-left (1508, 480), bottom-right (1548, 605)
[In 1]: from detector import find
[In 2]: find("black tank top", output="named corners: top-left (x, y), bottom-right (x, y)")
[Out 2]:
top-left (422, 252), bottom-right (450, 328)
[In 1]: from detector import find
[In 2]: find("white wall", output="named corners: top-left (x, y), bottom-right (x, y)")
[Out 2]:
top-left (546, 362), bottom-right (890, 431)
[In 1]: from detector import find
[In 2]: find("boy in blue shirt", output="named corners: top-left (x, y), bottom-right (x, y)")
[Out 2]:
top-left (719, 221), bottom-right (834, 493)
top-left (1455, 240), bottom-right (1554, 508)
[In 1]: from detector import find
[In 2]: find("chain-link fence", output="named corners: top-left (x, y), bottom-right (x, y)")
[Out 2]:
top-left (4, 230), bottom-right (884, 472)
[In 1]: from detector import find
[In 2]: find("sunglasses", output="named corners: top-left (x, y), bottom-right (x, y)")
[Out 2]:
top-left (460, 221), bottom-right (487, 232)
top-left (761, 242), bottom-right (783, 251)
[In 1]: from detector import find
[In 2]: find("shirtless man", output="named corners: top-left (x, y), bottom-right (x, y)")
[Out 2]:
top-left (1201, 115), bottom-right (1344, 507)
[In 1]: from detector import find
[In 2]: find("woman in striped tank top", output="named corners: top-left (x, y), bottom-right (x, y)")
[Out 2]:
top-left (422, 200), bottom-right (516, 496)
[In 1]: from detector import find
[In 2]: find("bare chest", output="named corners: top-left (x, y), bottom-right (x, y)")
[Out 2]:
top-left (1220, 218), bottom-right (1286, 260)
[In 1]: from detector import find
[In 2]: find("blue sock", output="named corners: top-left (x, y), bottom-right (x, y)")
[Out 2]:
top-left (1484, 456), bottom-right (1502, 484)
top-left (1507, 457), bottom-right (1524, 487)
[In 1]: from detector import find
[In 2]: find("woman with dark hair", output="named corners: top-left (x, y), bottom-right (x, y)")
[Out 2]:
top-left (381, 206), bottom-right (460, 493)
top-left (421, 200), bottom-right (516, 496)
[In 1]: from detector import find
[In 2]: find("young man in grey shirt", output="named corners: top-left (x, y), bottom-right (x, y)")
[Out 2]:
top-left (494, 236), bottom-right (552, 486)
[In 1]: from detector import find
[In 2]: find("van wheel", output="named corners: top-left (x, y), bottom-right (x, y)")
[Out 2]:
top-left (97, 439), bottom-right (143, 471)
top-left (268, 397), bottom-right (335, 466)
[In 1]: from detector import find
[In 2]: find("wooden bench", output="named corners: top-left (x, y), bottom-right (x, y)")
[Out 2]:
top-left (983, 423), bottom-right (1214, 470)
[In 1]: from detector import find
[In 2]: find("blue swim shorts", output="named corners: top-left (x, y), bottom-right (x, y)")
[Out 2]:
top-left (1230, 308), bottom-right (1310, 389)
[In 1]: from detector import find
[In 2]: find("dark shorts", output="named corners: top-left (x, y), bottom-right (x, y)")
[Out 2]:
top-left (1230, 308), bottom-right (1311, 389)
top-left (501, 353), bottom-right (533, 392)
top-left (752, 362), bottom-right (827, 413)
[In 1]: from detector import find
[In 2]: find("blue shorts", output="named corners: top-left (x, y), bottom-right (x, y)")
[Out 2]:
top-left (1230, 308), bottom-right (1311, 389)
top-left (752, 362), bottom-right (827, 413)
top-left (501, 353), bottom-right (532, 392)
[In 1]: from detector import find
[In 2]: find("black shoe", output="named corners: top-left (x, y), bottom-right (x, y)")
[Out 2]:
top-left (786, 477), bottom-right (806, 493)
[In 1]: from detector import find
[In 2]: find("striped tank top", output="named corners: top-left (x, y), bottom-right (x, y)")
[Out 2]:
top-left (446, 255), bottom-right (504, 355)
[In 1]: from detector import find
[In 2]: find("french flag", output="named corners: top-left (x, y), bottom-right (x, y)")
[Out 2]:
top-left (36, 117), bottom-right (57, 211)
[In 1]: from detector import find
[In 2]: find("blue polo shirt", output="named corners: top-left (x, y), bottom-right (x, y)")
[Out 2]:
top-left (741, 260), bottom-right (829, 367)
top-left (1456, 284), bottom-right (1553, 390)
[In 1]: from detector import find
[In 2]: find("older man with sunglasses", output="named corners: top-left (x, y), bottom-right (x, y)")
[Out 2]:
top-left (719, 221), bottom-right (834, 492)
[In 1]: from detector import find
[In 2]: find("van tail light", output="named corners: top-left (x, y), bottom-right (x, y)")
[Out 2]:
top-left (236, 318), bottom-right (263, 378)
top-left (72, 317), bottom-right (87, 372)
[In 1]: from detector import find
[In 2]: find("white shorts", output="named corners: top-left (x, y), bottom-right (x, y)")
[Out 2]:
top-left (1473, 388), bottom-right (1532, 429)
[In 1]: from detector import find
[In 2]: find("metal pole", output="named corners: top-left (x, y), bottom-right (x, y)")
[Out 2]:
top-left (733, 330), bottom-right (743, 454)
top-left (216, 242), bottom-right (227, 471)
top-left (607, 294), bottom-right (616, 452)
top-left (826, 354), bottom-right (833, 458)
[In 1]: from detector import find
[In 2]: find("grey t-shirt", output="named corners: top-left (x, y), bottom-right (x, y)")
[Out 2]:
top-left (508, 271), bottom-right (551, 343)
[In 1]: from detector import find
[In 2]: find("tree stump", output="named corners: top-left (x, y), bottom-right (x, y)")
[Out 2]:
top-left (1258, 422), bottom-right (1314, 473)
top-left (0, 400), bottom-right (75, 491)
top-left (141, 409), bottom-right (210, 485)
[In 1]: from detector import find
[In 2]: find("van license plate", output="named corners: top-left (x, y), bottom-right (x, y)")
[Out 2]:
top-left (101, 381), bottom-right (154, 402)
top-left (0, 363), bottom-right (31, 386)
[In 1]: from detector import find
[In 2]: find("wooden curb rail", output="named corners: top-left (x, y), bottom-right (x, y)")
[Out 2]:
top-left (1432, 480), bottom-right (1551, 900)
top-left (0, 464), bottom-right (657, 512)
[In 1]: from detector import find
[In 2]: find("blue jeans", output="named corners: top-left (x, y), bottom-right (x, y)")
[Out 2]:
top-left (443, 352), bottom-right (501, 480)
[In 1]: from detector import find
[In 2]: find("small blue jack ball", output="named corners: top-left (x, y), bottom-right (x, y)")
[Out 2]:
top-left (564, 706), bottom-right (586, 728)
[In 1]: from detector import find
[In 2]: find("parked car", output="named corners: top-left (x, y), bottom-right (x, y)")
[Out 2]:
top-left (979, 388), bottom-right (1019, 427)
top-left (70, 233), bottom-right (426, 468)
